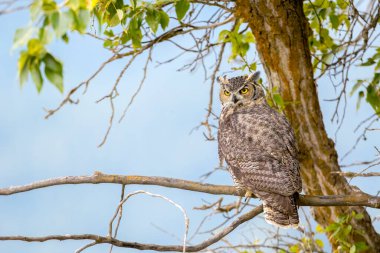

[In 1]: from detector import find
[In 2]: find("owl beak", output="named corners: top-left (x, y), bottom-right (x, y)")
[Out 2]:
top-left (231, 95), bottom-right (238, 104)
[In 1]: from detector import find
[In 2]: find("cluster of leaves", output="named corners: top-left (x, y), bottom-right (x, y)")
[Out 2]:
top-left (278, 236), bottom-right (324, 253)
top-left (266, 85), bottom-right (303, 114)
top-left (304, 0), bottom-right (380, 118)
top-left (351, 48), bottom-right (380, 115)
top-left (14, 0), bottom-right (96, 92)
top-left (316, 211), bottom-right (368, 253)
top-left (303, 0), bottom-right (350, 72)
top-left (98, 0), bottom-right (190, 49)
top-left (218, 20), bottom-right (256, 71)
top-left (14, 0), bottom-right (191, 92)
top-left (266, 86), bottom-right (286, 112)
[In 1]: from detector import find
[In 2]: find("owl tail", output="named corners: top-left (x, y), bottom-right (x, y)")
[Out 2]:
top-left (257, 191), bottom-right (299, 228)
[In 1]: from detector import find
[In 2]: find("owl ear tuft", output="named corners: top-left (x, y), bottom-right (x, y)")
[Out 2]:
top-left (217, 75), bottom-right (228, 85)
top-left (246, 71), bottom-right (260, 83)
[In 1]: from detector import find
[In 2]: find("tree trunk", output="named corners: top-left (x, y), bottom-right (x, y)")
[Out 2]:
top-left (235, 0), bottom-right (380, 250)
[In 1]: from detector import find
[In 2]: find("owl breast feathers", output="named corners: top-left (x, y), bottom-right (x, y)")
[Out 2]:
top-left (217, 72), bottom-right (302, 228)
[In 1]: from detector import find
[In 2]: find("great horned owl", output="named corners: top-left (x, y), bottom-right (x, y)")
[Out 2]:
top-left (217, 72), bottom-right (302, 228)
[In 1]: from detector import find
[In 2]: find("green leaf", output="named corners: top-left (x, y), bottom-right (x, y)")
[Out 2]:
top-left (131, 28), bottom-right (142, 48)
top-left (42, 0), bottom-right (57, 14)
top-left (337, 0), bottom-right (348, 9)
top-left (30, 62), bottom-right (43, 92)
top-left (103, 39), bottom-right (113, 48)
top-left (272, 93), bottom-right (285, 110)
top-left (50, 11), bottom-right (60, 30)
top-left (38, 27), bottom-right (54, 44)
top-left (289, 244), bottom-right (299, 253)
top-left (339, 14), bottom-right (350, 28)
top-left (354, 213), bottom-right (364, 220)
top-left (315, 239), bottom-right (324, 248)
top-left (108, 13), bottom-right (121, 27)
top-left (146, 8), bottom-right (160, 33)
top-left (120, 31), bottom-right (130, 44)
top-left (129, 17), bottom-right (142, 48)
top-left (350, 80), bottom-right (364, 96)
top-left (53, 11), bottom-right (73, 38)
top-left (329, 14), bottom-right (339, 29)
top-left (314, 0), bottom-right (329, 8)
top-left (350, 245), bottom-right (356, 253)
top-left (343, 225), bottom-right (352, 236)
top-left (104, 29), bottom-right (114, 37)
top-left (30, 0), bottom-right (43, 21)
top-left (325, 222), bottom-right (339, 232)
top-left (159, 10), bottom-right (169, 30)
top-left (175, 0), bottom-right (190, 21)
top-left (62, 33), bottom-right (69, 43)
top-left (218, 30), bottom-right (230, 42)
top-left (375, 62), bottom-right (380, 72)
top-left (75, 8), bottom-right (90, 33)
top-left (355, 242), bottom-right (369, 251)
top-left (320, 28), bottom-right (334, 48)
top-left (18, 51), bottom-right (30, 86)
top-left (249, 62), bottom-right (257, 71)
top-left (116, 9), bottom-right (123, 21)
top-left (357, 91), bottom-right (364, 110)
top-left (366, 84), bottom-right (380, 113)
top-left (131, 0), bottom-right (137, 9)
top-left (43, 53), bottom-right (63, 93)
top-left (372, 72), bottom-right (380, 85)
top-left (244, 31), bottom-right (255, 43)
top-left (67, 0), bottom-right (80, 10)
top-left (316, 224), bottom-right (324, 233)
top-left (43, 53), bottom-right (62, 73)
top-left (360, 58), bottom-right (375, 66)
top-left (13, 27), bottom-right (34, 49)
top-left (45, 68), bottom-right (63, 93)
top-left (27, 39), bottom-right (46, 58)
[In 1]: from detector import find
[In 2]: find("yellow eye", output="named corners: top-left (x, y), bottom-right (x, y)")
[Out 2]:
top-left (224, 90), bottom-right (231, 96)
top-left (240, 88), bottom-right (249, 94)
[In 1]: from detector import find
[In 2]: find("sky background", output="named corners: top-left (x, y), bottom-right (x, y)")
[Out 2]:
top-left (1, 4), bottom-right (379, 253)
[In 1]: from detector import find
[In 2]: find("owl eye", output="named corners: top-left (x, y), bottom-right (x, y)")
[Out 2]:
top-left (224, 90), bottom-right (231, 96)
top-left (240, 87), bottom-right (249, 94)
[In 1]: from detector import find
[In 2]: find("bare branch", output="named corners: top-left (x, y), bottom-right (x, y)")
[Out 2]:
top-left (119, 47), bottom-right (153, 123)
top-left (108, 190), bottom-right (189, 253)
top-left (108, 185), bottom-right (125, 253)
top-left (0, 205), bottom-right (263, 252)
top-left (96, 54), bottom-right (139, 147)
top-left (0, 172), bottom-right (379, 208)
top-left (331, 171), bottom-right (380, 178)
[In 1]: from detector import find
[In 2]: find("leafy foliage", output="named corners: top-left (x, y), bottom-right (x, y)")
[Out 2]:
top-left (14, 0), bottom-right (96, 92)
top-left (218, 20), bottom-right (255, 71)
top-left (14, 0), bottom-right (193, 92)
top-left (351, 48), bottom-right (380, 114)
top-left (316, 211), bottom-right (369, 253)
top-left (303, 0), bottom-right (350, 73)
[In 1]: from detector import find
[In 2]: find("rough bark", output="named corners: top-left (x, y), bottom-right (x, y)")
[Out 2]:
top-left (235, 0), bottom-right (380, 250)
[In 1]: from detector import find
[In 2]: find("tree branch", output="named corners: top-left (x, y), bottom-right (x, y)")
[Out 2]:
top-left (1, 172), bottom-right (379, 208)
top-left (331, 171), bottom-right (380, 178)
top-left (0, 205), bottom-right (263, 252)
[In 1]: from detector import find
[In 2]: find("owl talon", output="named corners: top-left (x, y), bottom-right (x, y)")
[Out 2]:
top-left (244, 190), bottom-right (253, 202)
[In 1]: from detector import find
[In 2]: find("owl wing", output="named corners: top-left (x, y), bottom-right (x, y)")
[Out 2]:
top-left (219, 105), bottom-right (302, 196)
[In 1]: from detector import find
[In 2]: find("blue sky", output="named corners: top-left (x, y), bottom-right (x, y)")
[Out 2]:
top-left (1, 6), bottom-right (379, 253)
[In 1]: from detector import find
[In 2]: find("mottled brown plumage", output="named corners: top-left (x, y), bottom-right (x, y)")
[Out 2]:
top-left (217, 72), bottom-right (302, 228)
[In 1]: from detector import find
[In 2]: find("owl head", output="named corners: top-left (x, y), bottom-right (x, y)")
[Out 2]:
top-left (217, 72), bottom-right (264, 107)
